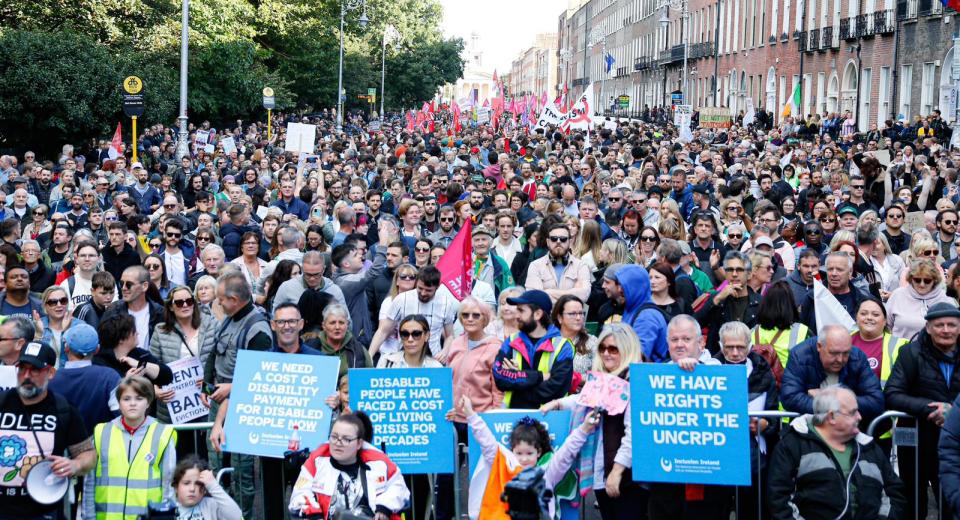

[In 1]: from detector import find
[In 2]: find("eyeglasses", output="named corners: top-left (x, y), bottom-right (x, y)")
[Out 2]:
top-left (164, 204), bottom-right (177, 209)
top-left (850, 185), bottom-right (865, 190)
top-left (727, 206), bottom-right (740, 211)
top-left (597, 344), bottom-right (620, 354)
top-left (440, 217), bottom-right (455, 222)
top-left (943, 220), bottom-right (958, 226)
top-left (912, 277), bottom-right (934, 285)
top-left (820, 218), bottom-right (836, 223)
top-left (149, 242), bottom-right (162, 248)
top-left (563, 311), bottom-right (586, 318)
top-left (173, 297), bottom-right (195, 308)
top-left (145, 263), bottom-right (162, 271)
top-left (32, 211), bottom-right (45, 216)
top-left (887, 213), bottom-right (904, 219)
top-left (640, 236), bottom-right (658, 242)
top-left (243, 241), bottom-right (258, 247)
top-left (121, 280), bottom-right (142, 290)
top-left (302, 271), bottom-right (323, 278)
top-left (398, 274), bottom-right (416, 281)
top-left (725, 267), bottom-right (746, 273)
top-left (805, 229), bottom-right (822, 235)
top-left (197, 236), bottom-right (212, 243)
top-left (329, 434), bottom-right (358, 445)
top-left (273, 318), bottom-right (301, 327)
top-left (399, 329), bottom-right (425, 339)
top-left (45, 297), bottom-right (68, 306)
top-left (548, 235), bottom-right (570, 243)
top-left (607, 197), bottom-right (620, 202)
top-left (460, 312), bottom-right (482, 320)
top-left (922, 250), bottom-right (939, 257)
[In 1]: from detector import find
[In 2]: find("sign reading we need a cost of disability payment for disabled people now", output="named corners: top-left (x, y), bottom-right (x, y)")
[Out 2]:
top-left (630, 363), bottom-right (750, 486)
top-left (225, 351), bottom-right (340, 458)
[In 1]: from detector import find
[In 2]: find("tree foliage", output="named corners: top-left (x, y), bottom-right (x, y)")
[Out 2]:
top-left (0, 0), bottom-right (464, 148)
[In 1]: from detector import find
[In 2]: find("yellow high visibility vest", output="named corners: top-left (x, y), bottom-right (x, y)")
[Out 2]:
top-left (876, 332), bottom-right (908, 388)
top-left (503, 335), bottom-right (570, 408)
top-left (92, 421), bottom-right (176, 520)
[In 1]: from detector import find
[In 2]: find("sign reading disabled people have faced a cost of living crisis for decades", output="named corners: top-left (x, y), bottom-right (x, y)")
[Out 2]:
top-left (630, 363), bottom-right (750, 486)
top-left (350, 367), bottom-right (455, 474)
top-left (225, 351), bottom-right (340, 458)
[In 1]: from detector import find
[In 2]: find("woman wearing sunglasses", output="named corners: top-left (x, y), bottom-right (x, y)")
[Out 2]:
top-left (23, 204), bottom-right (51, 244)
top-left (373, 264), bottom-right (418, 358)
top-left (38, 286), bottom-right (81, 367)
top-left (143, 253), bottom-right (174, 301)
top-left (886, 258), bottom-right (956, 341)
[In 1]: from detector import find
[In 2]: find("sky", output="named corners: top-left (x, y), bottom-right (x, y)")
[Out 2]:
top-left (440, 0), bottom-right (566, 74)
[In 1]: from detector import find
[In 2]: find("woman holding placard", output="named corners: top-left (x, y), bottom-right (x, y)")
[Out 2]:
top-left (540, 322), bottom-right (645, 520)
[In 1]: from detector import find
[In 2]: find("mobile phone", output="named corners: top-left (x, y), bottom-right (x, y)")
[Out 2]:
top-left (203, 383), bottom-right (218, 396)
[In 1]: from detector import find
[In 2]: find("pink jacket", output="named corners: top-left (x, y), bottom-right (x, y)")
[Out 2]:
top-left (447, 333), bottom-right (504, 423)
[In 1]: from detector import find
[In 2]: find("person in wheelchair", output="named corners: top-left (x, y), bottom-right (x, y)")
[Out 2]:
top-left (288, 412), bottom-right (409, 519)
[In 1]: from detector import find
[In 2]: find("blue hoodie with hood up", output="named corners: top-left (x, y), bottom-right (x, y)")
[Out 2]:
top-left (614, 265), bottom-right (669, 362)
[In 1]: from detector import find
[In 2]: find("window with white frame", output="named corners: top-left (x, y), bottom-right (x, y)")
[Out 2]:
top-left (921, 62), bottom-right (936, 116)
top-left (900, 64), bottom-right (913, 118)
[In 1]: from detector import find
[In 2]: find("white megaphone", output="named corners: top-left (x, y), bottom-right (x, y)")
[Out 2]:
top-left (24, 460), bottom-right (69, 505)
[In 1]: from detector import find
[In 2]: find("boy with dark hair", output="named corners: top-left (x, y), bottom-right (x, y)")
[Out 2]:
top-left (74, 271), bottom-right (117, 328)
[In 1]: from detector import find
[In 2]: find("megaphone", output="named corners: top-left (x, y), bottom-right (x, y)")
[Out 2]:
top-left (24, 460), bottom-right (69, 505)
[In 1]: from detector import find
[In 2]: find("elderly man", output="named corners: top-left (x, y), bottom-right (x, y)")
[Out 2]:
top-left (273, 250), bottom-right (346, 309)
top-left (647, 315), bottom-right (725, 520)
top-left (798, 252), bottom-right (869, 332)
top-left (768, 386), bottom-right (905, 520)
top-left (885, 302), bottom-right (960, 519)
top-left (471, 225), bottom-right (513, 298)
top-left (781, 324), bottom-right (884, 423)
top-left (696, 251), bottom-right (760, 352)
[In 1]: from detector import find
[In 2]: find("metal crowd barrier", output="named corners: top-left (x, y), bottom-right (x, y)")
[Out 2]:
top-left (732, 411), bottom-right (800, 520)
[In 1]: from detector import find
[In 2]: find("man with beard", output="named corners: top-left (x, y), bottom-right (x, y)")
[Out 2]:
top-left (428, 206), bottom-right (458, 248)
top-left (492, 289), bottom-right (573, 409)
top-left (882, 203), bottom-right (909, 255)
top-left (0, 266), bottom-right (43, 317)
top-left (468, 189), bottom-right (487, 213)
top-left (43, 224), bottom-right (72, 274)
top-left (524, 222), bottom-right (591, 303)
top-left (0, 341), bottom-right (95, 518)
top-left (421, 196), bottom-right (439, 233)
top-left (368, 266), bottom-right (458, 360)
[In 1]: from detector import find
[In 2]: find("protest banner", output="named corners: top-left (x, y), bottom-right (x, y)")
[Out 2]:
top-left (163, 357), bottom-right (206, 424)
top-left (673, 105), bottom-right (692, 128)
top-left (225, 351), bottom-right (340, 458)
top-left (699, 107), bottom-right (733, 128)
top-left (535, 102), bottom-right (567, 129)
top-left (0, 366), bottom-right (15, 391)
top-left (903, 210), bottom-right (925, 234)
top-left (577, 371), bottom-right (629, 415)
top-left (630, 363), bottom-right (750, 485)
top-left (467, 410), bottom-right (571, 475)
top-left (477, 108), bottom-right (491, 124)
top-left (350, 367), bottom-right (455, 474)
top-left (284, 122), bottom-right (317, 154)
top-left (221, 136), bottom-right (237, 155)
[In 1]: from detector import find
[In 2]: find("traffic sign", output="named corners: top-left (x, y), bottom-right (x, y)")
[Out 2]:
top-left (262, 86), bottom-right (275, 110)
top-left (367, 88), bottom-right (376, 96)
top-left (671, 90), bottom-right (684, 107)
top-left (122, 76), bottom-right (145, 117)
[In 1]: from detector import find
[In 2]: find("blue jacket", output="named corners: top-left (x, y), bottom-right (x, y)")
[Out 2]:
top-left (781, 337), bottom-right (884, 422)
top-left (126, 183), bottom-right (162, 215)
top-left (219, 222), bottom-right (258, 261)
top-left (670, 184), bottom-right (695, 221)
top-left (492, 326), bottom-right (573, 409)
top-left (613, 265), bottom-right (668, 362)
top-left (940, 392), bottom-right (960, 514)
top-left (270, 196), bottom-right (309, 221)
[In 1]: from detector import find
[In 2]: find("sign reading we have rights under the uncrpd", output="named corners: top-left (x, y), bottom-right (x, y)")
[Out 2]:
top-left (350, 368), bottom-right (454, 474)
top-left (630, 363), bottom-right (750, 485)
top-left (225, 351), bottom-right (340, 458)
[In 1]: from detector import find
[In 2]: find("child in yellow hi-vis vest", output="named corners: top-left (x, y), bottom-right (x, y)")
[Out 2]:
top-left (84, 376), bottom-right (177, 519)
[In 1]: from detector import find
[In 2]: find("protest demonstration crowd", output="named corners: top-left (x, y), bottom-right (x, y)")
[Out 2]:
top-left (5, 87), bottom-right (960, 520)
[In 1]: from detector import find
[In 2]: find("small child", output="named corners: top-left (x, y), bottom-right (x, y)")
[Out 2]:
top-left (462, 396), bottom-right (598, 519)
top-left (172, 456), bottom-right (243, 520)
top-left (324, 373), bottom-right (352, 421)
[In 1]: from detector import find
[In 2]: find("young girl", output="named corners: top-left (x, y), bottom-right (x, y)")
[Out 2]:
top-left (84, 376), bottom-right (178, 519)
top-left (172, 456), bottom-right (243, 519)
top-left (463, 396), bottom-right (598, 520)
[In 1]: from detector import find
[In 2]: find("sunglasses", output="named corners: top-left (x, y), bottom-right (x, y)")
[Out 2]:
top-left (850, 185), bottom-right (865, 189)
top-left (398, 274), bottom-right (416, 281)
top-left (399, 329), bottom-right (425, 339)
top-left (913, 277), bottom-right (934, 285)
top-left (197, 236), bottom-right (212, 242)
top-left (164, 204), bottom-right (177, 209)
top-left (640, 236), bottom-right (658, 242)
top-left (548, 235), bottom-right (570, 243)
top-left (943, 220), bottom-right (958, 225)
top-left (166, 232), bottom-right (181, 239)
top-left (145, 263), bottom-right (162, 271)
top-left (887, 213), bottom-right (904, 219)
top-left (32, 211), bottom-right (44, 216)
top-left (121, 280), bottom-right (142, 290)
top-left (415, 247), bottom-right (431, 253)
top-left (805, 229), bottom-right (822, 235)
top-left (922, 250), bottom-right (939, 257)
top-left (440, 217), bottom-right (455, 222)
top-left (727, 233), bottom-right (743, 239)
top-left (173, 297), bottom-right (195, 308)
top-left (460, 312), bottom-right (482, 320)
top-left (45, 297), bottom-right (69, 306)
top-left (598, 344), bottom-right (620, 354)
top-left (607, 197), bottom-right (620, 202)
top-left (820, 218), bottom-right (836, 223)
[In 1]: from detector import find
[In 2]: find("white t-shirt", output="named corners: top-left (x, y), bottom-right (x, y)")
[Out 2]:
top-left (165, 250), bottom-right (187, 286)
top-left (130, 305), bottom-right (151, 352)
top-left (60, 273), bottom-right (93, 312)
top-left (385, 288), bottom-right (458, 356)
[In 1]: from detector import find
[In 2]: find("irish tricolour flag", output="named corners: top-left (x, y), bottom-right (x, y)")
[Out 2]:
top-left (782, 83), bottom-right (801, 118)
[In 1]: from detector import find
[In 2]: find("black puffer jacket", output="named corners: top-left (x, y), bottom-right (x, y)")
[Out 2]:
top-left (768, 417), bottom-right (905, 520)
top-left (884, 329), bottom-right (960, 452)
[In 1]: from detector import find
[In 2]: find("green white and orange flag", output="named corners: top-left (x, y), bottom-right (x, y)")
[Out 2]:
top-left (782, 83), bottom-right (801, 118)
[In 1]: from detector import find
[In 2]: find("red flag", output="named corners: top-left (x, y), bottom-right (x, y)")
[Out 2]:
top-left (406, 111), bottom-right (415, 132)
top-left (482, 99), bottom-right (490, 108)
top-left (492, 69), bottom-right (499, 85)
top-left (540, 91), bottom-right (547, 108)
top-left (108, 122), bottom-right (123, 160)
top-left (436, 219), bottom-right (473, 300)
top-left (452, 101), bottom-right (462, 134)
top-left (422, 102), bottom-right (431, 114)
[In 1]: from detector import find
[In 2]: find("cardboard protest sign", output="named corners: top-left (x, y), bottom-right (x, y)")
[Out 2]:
top-left (221, 136), bottom-right (237, 155)
top-left (576, 371), bottom-right (629, 415)
top-left (284, 123), bottom-right (317, 154)
top-left (350, 367), bottom-right (455, 474)
top-left (0, 366), bottom-right (15, 391)
top-left (467, 410), bottom-right (571, 475)
top-left (903, 211), bottom-right (925, 234)
top-left (225, 351), bottom-right (339, 458)
top-left (630, 363), bottom-right (750, 485)
top-left (163, 357), bottom-right (207, 424)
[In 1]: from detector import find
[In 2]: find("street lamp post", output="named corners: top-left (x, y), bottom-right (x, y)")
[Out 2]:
top-left (176, 0), bottom-right (190, 161)
top-left (559, 48), bottom-right (573, 108)
top-left (659, 0), bottom-right (689, 106)
top-left (336, 0), bottom-right (369, 132)
top-left (380, 25), bottom-right (400, 119)
top-left (587, 32), bottom-right (607, 116)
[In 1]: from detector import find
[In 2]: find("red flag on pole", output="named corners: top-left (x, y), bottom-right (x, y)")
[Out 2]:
top-left (406, 111), bottom-right (415, 132)
top-left (436, 219), bottom-right (473, 300)
top-left (108, 123), bottom-right (123, 160)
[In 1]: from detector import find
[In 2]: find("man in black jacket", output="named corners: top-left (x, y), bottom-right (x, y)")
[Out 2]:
top-left (884, 302), bottom-right (960, 519)
top-left (769, 385), bottom-right (905, 519)
top-left (102, 222), bottom-right (141, 287)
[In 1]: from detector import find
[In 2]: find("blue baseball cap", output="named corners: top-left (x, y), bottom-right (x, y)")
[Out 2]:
top-left (506, 289), bottom-right (552, 315)
top-left (63, 323), bottom-right (99, 355)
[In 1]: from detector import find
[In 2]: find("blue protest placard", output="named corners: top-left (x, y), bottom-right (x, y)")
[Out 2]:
top-left (630, 363), bottom-right (750, 485)
top-left (224, 351), bottom-right (340, 458)
top-left (467, 410), bottom-right (572, 476)
top-left (350, 367), bottom-right (455, 474)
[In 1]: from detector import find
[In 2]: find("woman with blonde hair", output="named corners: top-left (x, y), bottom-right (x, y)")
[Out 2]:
top-left (872, 233), bottom-right (905, 300)
top-left (540, 323), bottom-right (646, 516)
top-left (376, 264), bottom-right (419, 356)
top-left (486, 286), bottom-right (523, 339)
top-left (576, 220), bottom-right (603, 272)
top-left (886, 258), bottom-right (957, 340)
top-left (900, 236), bottom-right (944, 285)
top-left (658, 217), bottom-right (685, 241)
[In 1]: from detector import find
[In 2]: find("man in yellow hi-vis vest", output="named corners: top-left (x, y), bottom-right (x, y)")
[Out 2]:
top-left (493, 290), bottom-right (574, 409)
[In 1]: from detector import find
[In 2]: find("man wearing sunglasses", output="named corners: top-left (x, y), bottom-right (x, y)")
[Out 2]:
top-left (157, 219), bottom-right (192, 287)
top-left (101, 265), bottom-right (164, 352)
top-left (524, 222), bottom-right (591, 304)
top-left (427, 207), bottom-right (458, 248)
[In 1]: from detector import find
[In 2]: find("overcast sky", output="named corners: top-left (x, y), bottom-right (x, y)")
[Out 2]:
top-left (440, 0), bottom-right (565, 74)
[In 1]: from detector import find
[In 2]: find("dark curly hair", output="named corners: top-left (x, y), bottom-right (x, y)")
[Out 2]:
top-left (510, 416), bottom-right (552, 456)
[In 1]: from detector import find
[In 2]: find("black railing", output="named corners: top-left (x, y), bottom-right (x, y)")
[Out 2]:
top-left (839, 18), bottom-right (853, 40)
top-left (875, 10), bottom-right (895, 32)
top-left (856, 13), bottom-right (872, 36)
top-left (798, 31), bottom-right (808, 51)
top-left (634, 56), bottom-right (652, 71)
top-left (822, 26), bottom-right (835, 49)
top-left (688, 41), bottom-right (715, 59)
top-left (808, 29), bottom-right (820, 50)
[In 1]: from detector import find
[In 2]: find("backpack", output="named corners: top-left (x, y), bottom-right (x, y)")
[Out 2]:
top-left (752, 328), bottom-right (785, 388)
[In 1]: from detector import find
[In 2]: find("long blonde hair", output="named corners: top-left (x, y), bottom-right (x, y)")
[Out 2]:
top-left (592, 323), bottom-right (644, 375)
top-left (575, 220), bottom-right (603, 261)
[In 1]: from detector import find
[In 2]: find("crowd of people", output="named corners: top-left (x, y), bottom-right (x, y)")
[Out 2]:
top-left (0, 104), bottom-right (957, 519)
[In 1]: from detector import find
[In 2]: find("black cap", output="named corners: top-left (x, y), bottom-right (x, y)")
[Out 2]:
top-left (692, 184), bottom-right (710, 196)
top-left (17, 342), bottom-right (57, 369)
top-left (506, 289), bottom-right (553, 315)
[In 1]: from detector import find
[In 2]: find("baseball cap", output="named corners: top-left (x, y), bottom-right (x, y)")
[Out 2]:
top-left (754, 236), bottom-right (775, 249)
top-left (131, 162), bottom-right (144, 170)
top-left (18, 341), bottom-right (57, 369)
top-left (836, 204), bottom-right (859, 217)
top-left (63, 323), bottom-right (99, 356)
top-left (471, 225), bottom-right (495, 238)
top-left (691, 184), bottom-right (710, 196)
top-left (11, 176), bottom-right (28, 184)
top-left (506, 289), bottom-right (553, 315)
